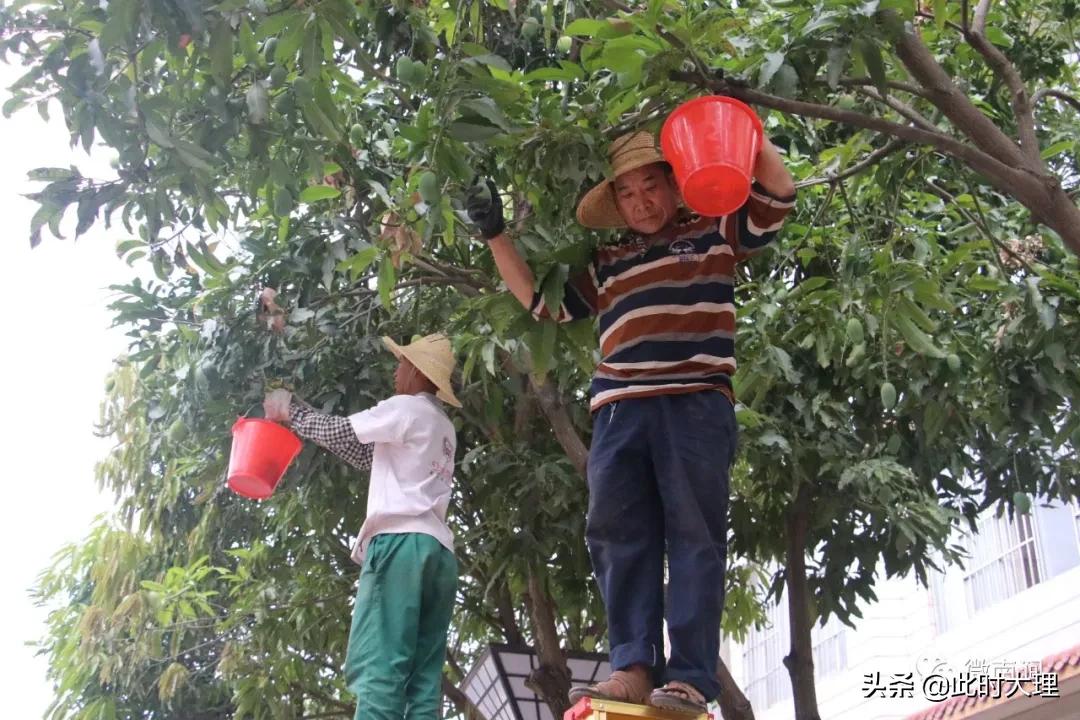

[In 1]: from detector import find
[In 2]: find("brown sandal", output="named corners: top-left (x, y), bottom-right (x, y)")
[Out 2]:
top-left (568, 669), bottom-right (652, 705)
top-left (649, 681), bottom-right (708, 714)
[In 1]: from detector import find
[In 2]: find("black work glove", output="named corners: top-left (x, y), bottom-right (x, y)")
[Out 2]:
top-left (465, 177), bottom-right (505, 240)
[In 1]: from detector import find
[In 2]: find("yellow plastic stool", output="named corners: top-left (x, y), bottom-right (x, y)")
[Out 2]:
top-left (564, 698), bottom-right (710, 720)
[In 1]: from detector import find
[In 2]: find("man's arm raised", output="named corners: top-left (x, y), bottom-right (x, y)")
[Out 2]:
top-left (486, 233), bottom-right (537, 309)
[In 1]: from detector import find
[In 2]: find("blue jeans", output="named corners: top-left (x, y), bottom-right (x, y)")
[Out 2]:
top-left (586, 390), bottom-right (737, 701)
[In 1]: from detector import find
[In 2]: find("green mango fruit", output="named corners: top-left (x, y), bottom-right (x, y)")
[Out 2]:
top-left (269, 65), bottom-right (287, 88)
top-left (846, 317), bottom-right (864, 345)
top-left (418, 170), bottom-right (439, 205)
top-left (880, 381), bottom-right (897, 409)
top-left (275, 91), bottom-right (295, 115)
top-left (556, 35), bottom-right (572, 53)
top-left (166, 418), bottom-right (188, 444)
top-left (395, 56), bottom-right (426, 85)
top-left (263, 38), bottom-right (278, 64)
top-left (292, 76), bottom-right (313, 98)
top-left (349, 123), bottom-right (364, 147)
top-left (1013, 491), bottom-right (1032, 515)
top-left (947, 353), bottom-right (961, 372)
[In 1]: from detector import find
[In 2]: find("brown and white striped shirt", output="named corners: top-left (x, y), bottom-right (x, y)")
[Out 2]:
top-left (530, 182), bottom-right (795, 412)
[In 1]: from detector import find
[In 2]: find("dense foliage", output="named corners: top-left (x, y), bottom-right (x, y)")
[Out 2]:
top-left (5, 0), bottom-right (1078, 718)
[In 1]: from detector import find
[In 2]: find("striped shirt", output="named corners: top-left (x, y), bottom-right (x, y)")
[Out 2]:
top-left (530, 182), bottom-right (795, 412)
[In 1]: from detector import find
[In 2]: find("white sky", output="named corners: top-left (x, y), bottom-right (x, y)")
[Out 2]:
top-left (0, 62), bottom-right (130, 717)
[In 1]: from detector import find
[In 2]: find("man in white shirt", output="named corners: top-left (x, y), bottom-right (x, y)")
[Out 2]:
top-left (264, 333), bottom-right (461, 720)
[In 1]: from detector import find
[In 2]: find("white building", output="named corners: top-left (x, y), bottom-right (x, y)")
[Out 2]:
top-left (725, 500), bottom-right (1080, 720)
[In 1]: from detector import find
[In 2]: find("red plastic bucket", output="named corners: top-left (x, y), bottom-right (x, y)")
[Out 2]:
top-left (227, 418), bottom-right (302, 500)
top-left (660, 96), bottom-right (764, 217)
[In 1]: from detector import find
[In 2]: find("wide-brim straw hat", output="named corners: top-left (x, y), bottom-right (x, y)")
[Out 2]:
top-left (576, 130), bottom-right (670, 229)
top-left (381, 333), bottom-right (462, 408)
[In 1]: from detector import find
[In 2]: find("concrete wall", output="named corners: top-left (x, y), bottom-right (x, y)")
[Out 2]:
top-left (727, 502), bottom-right (1080, 720)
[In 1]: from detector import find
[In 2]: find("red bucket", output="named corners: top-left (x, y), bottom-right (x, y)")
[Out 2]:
top-left (660, 96), bottom-right (764, 217)
top-left (227, 418), bottom-right (302, 500)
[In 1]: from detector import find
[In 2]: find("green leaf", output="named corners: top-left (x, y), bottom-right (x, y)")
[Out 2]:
top-left (377, 255), bottom-right (396, 309)
top-left (173, 140), bottom-right (216, 173)
top-left (462, 53), bottom-right (511, 72)
top-left (759, 51), bottom-right (785, 87)
top-left (897, 296), bottom-right (936, 333)
top-left (145, 121), bottom-right (175, 148)
top-left (524, 62), bottom-right (585, 83)
top-left (933, 0), bottom-right (947, 28)
top-left (541, 264), bottom-right (567, 318)
top-left (967, 275), bottom-right (1007, 292)
top-left (772, 63), bottom-right (799, 98)
top-left (1040, 140), bottom-right (1073, 160)
top-left (856, 38), bottom-right (887, 95)
top-left (459, 97), bottom-right (512, 131)
top-left (301, 23), bottom-right (322, 75)
top-left (28, 167), bottom-right (78, 182)
top-left (337, 246), bottom-right (379, 280)
top-left (892, 312), bottom-right (946, 358)
top-left (564, 18), bottom-right (607, 37)
top-left (298, 185), bottom-right (342, 203)
top-left (239, 19), bottom-right (259, 65)
top-left (447, 122), bottom-right (503, 142)
top-left (826, 45), bottom-right (847, 89)
top-left (209, 20), bottom-right (234, 86)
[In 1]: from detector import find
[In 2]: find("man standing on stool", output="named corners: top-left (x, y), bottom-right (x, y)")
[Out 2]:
top-left (264, 333), bottom-right (461, 720)
top-left (467, 126), bottom-right (795, 713)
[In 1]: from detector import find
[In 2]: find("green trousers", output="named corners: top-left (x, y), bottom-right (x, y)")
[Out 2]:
top-left (345, 533), bottom-right (458, 720)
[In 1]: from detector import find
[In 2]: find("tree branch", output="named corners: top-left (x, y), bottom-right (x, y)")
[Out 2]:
top-left (669, 70), bottom-right (1034, 199)
top-left (962, 0), bottom-right (1040, 164)
top-left (924, 180), bottom-right (1036, 275)
top-left (887, 17), bottom-right (1031, 170)
top-left (1032, 88), bottom-right (1080, 114)
top-left (836, 76), bottom-right (932, 100)
top-left (527, 374), bottom-right (588, 479)
top-left (853, 86), bottom-right (939, 133)
top-left (796, 139), bottom-right (909, 188)
top-left (524, 569), bottom-right (572, 719)
top-left (444, 674), bottom-right (483, 720)
top-left (914, 9), bottom-right (965, 33)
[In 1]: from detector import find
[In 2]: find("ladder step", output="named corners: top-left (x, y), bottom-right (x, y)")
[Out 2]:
top-left (564, 697), bottom-right (710, 720)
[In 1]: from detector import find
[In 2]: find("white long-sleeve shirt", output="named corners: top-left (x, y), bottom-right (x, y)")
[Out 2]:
top-left (290, 392), bottom-right (455, 563)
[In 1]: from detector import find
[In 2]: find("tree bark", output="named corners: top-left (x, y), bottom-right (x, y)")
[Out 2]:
top-left (782, 484), bottom-right (820, 720)
top-left (890, 19), bottom-right (1031, 169)
top-left (496, 583), bottom-right (528, 648)
top-left (524, 569), bottom-right (573, 719)
top-left (716, 657), bottom-right (756, 720)
top-left (444, 674), bottom-right (483, 720)
top-left (528, 375), bottom-right (589, 479)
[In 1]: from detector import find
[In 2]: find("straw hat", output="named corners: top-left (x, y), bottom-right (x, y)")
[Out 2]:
top-left (381, 333), bottom-right (462, 408)
top-left (576, 130), bottom-right (670, 229)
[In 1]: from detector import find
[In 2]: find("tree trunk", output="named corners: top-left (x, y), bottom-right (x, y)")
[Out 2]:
top-left (782, 484), bottom-right (821, 720)
top-left (524, 569), bottom-right (573, 718)
top-left (716, 657), bottom-right (756, 720)
top-left (496, 583), bottom-right (528, 648)
top-left (529, 374), bottom-right (589, 478)
top-left (444, 674), bottom-right (483, 720)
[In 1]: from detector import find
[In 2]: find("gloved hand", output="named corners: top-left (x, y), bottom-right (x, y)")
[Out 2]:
top-left (263, 388), bottom-right (293, 423)
top-left (465, 177), bottom-right (505, 240)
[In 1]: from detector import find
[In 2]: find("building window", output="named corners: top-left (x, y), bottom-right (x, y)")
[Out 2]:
top-left (742, 599), bottom-right (848, 710)
top-left (962, 510), bottom-right (1044, 615)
